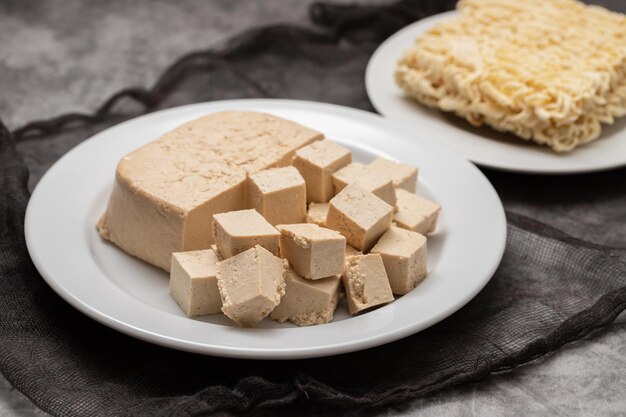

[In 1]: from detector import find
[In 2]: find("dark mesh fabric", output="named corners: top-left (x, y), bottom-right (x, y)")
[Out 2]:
top-left (1, 1), bottom-right (626, 416)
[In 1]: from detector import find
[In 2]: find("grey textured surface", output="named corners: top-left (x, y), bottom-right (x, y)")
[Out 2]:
top-left (0, 0), bottom-right (385, 130)
top-left (1, 0), bottom-right (625, 416)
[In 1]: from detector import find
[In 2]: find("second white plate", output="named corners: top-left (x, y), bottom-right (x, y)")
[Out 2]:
top-left (25, 99), bottom-right (506, 359)
top-left (366, 11), bottom-right (626, 174)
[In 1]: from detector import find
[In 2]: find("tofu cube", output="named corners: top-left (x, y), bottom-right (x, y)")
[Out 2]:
top-left (345, 244), bottom-right (362, 258)
top-left (371, 226), bottom-right (427, 295)
top-left (292, 140), bottom-right (352, 203)
top-left (394, 189), bottom-right (441, 235)
top-left (247, 166), bottom-right (306, 226)
top-left (170, 249), bottom-right (222, 317)
top-left (326, 184), bottom-right (394, 251)
top-left (217, 245), bottom-right (287, 327)
top-left (342, 254), bottom-right (394, 315)
top-left (306, 202), bottom-right (329, 227)
top-left (343, 245), bottom-right (362, 275)
top-left (332, 162), bottom-right (396, 207)
top-left (212, 209), bottom-right (280, 259)
top-left (368, 157), bottom-right (418, 192)
top-left (276, 223), bottom-right (346, 279)
top-left (271, 269), bottom-right (341, 326)
top-left (210, 244), bottom-right (222, 260)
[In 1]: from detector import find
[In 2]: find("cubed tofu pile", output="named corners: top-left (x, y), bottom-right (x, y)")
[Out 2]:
top-left (169, 140), bottom-right (441, 327)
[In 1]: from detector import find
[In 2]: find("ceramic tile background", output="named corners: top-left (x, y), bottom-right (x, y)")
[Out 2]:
top-left (1, 0), bottom-right (625, 415)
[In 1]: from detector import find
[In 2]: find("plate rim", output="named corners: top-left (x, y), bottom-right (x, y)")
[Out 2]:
top-left (365, 10), bottom-right (626, 175)
top-left (24, 99), bottom-right (507, 359)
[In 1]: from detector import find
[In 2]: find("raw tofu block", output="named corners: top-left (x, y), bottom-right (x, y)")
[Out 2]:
top-left (247, 166), bottom-right (306, 226)
top-left (332, 162), bottom-right (396, 207)
top-left (97, 111), bottom-right (323, 271)
top-left (212, 209), bottom-right (280, 259)
top-left (371, 226), bottom-right (427, 295)
top-left (170, 249), bottom-right (221, 317)
top-left (271, 269), bottom-right (341, 326)
top-left (277, 223), bottom-right (346, 280)
top-left (345, 244), bottom-right (362, 258)
top-left (342, 254), bottom-right (394, 315)
top-left (326, 184), bottom-right (394, 252)
top-left (306, 202), bottom-right (329, 227)
top-left (394, 189), bottom-right (441, 235)
top-left (368, 157), bottom-right (418, 192)
top-left (292, 140), bottom-right (352, 203)
top-left (217, 245), bottom-right (287, 327)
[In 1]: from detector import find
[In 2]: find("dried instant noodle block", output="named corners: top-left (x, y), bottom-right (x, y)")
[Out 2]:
top-left (396, 0), bottom-right (626, 152)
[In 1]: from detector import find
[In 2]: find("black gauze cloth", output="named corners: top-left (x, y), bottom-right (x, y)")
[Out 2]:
top-left (2, 1), bottom-right (626, 416)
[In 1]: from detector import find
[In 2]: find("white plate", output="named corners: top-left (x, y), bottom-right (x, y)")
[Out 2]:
top-left (366, 11), bottom-right (626, 174)
top-left (25, 99), bottom-right (506, 359)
